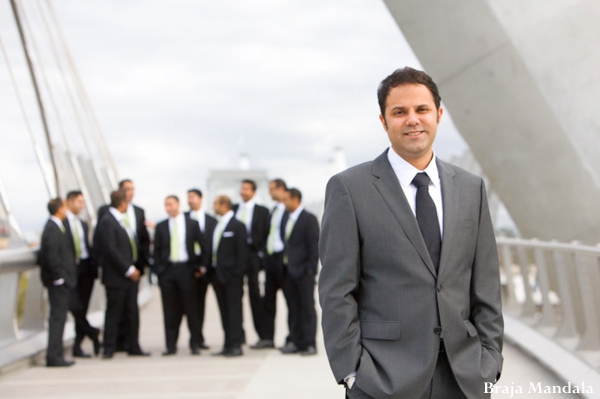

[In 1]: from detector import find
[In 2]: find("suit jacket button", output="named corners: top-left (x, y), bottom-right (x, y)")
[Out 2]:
top-left (436, 284), bottom-right (442, 292)
top-left (434, 326), bottom-right (442, 335)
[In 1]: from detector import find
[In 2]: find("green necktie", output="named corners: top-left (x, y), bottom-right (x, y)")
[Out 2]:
top-left (171, 219), bottom-right (179, 262)
top-left (240, 205), bottom-right (247, 224)
top-left (73, 220), bottom-right (82, 261)
top-left (212, 218), bottom-right (225, 265)
top-left (267, 207), bottom-right (280, 255)
top-left (192, 213), bottom-right (201, 255)
top-left (283, 217), bottom-right (296, 264)
top-left (60, 224), bottom-right (65, 234)
top-left (122, 215), bottom-right (138, 262)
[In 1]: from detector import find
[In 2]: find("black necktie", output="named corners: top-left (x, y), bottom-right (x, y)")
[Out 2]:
top-left (412, 172), bottom-right (441, 271)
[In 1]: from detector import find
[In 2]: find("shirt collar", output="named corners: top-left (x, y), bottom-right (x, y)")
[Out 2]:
top-left (169, 212), bottom-right (184, 224)
top-left (241, 199), bottom-right (255, 208)
top-left (387, 147), bottom-right (440, 189)
top-left (289, 205), bottom-right (304, 221)
top-left (66, 210), bottom-right (78, 223)
top-left (50, 216), bottom-right (64, 229)
top-left (219, 210), bottom-right (234, 224)
top-left (109, 206), bottom-right (124, 221)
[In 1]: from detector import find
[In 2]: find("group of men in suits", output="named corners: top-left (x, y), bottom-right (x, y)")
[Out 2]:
top-left (154, 180), bottom-right (320, 358)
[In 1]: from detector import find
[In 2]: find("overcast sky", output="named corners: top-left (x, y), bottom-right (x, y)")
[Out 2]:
top-left (0, 0), bottom-right (468, 235)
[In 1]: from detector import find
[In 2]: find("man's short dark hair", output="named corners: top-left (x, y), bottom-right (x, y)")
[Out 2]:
top-left (188, 189), bottom-right (203, 198)
top-left (118, 179), bottom-right (133, 189)
top-left (66, 190), bottom-right (83, 201)
top-left (166, 195), bottom-right (179, 202)
top-left (242, 179), bottom-right (257, 192)
top-left (270, 178), bottom-right (287, 190)
top-left (47, 197), bottom-right (63, 216)
top-left (216, 195), bottom-right (232, 210)
top-left (110, 190), bottom-right (127, 208)
top-left (377, 67), bottom-right (441, 118)
top-left (288, 188), bottom-right (302, 202)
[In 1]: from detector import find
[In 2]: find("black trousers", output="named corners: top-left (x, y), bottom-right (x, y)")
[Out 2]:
top-left (195, 272), bottom-right (210, 345)
top-left (46, 284), bottom-right (70, 363)
top-left (158, 264), bottom-right (201, 351)
top-left (262, 252), bottom-right (293, 343)
top-left (210, 270), bottom-right (244, 349)
top-left (282, 268), bottom-right (317, 350)
top-left (103, 284), bottom-right (141, 354)
top-left (345, 345), bottom-right (468, 399)
top-left (244, 252), bottom-right (267, 340)
top-left (73, 261), bottom-right (98, 348)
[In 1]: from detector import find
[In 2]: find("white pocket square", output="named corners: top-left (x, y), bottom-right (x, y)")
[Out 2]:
top-left (222, 231), bottom-right (234, 238)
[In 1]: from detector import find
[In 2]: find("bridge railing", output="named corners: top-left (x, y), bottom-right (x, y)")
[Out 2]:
top-left (497, 236), bottom-right (600, 392)
top-left (0, 247), bottom-right (151, 373)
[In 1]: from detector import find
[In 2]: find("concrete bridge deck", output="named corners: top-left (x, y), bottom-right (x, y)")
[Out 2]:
top-left (0, 286), bottom-right (577, 398)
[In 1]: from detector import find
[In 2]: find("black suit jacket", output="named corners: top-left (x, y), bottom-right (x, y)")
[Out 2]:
top-left (94, 211), bottom-right (136, 288)
top-left (39, 220), bottom-right (77, 288)
top-left (153, 215), bottom-right (207, 276)
top-left (64, 217), bottom-right (98, 279)
top-left (213, 217), bottom-right (249, 283)
top-left (232, 203), bottom-right (270, 254)
top-left (282, 209), bottom-right (320, 278)
top-left (184, 211), bottom-right (217, 266)
top-left (98, 203), bottom-right (150, 270)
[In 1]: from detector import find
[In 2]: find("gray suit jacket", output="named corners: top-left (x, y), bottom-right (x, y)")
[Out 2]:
top-left (318, 149), bottom-right (503, 399)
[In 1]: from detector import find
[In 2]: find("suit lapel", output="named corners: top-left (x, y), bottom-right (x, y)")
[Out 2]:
top-left (371, 150), bottom-right (437, 278)
top-left (437, 159), bottom-right (458, 279)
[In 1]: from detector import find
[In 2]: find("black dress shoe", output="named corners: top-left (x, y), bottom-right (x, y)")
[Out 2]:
top-left (162, 350), bottom-right (176, 356)
top-left (72, 348), bottom-right (92, 358)
top-left (91, 330), bottom-right (102, 356)
top-left (128, 350), bottom-right (151, 357)
top-left (223, 347), bottom-right (243, 357)
top-left (102, 351), bottom-right (114, 359)
top-left (199, 342), bottom-right (209, 350)
top-left (300, 346), bottom-right (317, 356)
top-left (279, 342), bottom-right (299, 354)
top-left (250, 339), bottom-right (275, 349)
top-left (190, 347), bottom-right (200, 355)
top-left (211, 349), bottom-right (227, 357)
top-left (47, 359), bottom-right (74, 367)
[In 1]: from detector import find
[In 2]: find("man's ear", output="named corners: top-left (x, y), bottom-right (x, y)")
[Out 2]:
top-left (379, 114), bottom-right (387, 130)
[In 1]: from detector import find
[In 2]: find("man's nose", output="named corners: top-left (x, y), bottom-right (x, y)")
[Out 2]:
top-left (405, 111), bottom-right (419, 125)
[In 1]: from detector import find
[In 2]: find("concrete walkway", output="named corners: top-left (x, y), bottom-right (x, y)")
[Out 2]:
top-left (0, 285), bottom-right (577, 398)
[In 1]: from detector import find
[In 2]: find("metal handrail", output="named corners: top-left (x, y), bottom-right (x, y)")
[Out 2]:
top-left (0, 247), bottom-right (38, 274)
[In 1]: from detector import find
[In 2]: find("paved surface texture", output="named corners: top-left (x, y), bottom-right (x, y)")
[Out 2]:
top-left (0, 283), bottom-right (577, 398)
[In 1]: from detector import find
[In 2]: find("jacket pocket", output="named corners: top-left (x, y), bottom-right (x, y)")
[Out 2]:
top-left (360, 320), bottom-right (402, 341)
top-left (464, 319), bottom-right (478, 337)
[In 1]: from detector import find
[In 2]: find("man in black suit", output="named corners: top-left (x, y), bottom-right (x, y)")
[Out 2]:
top-left (209, 195), bottom-right (248, 357)
top-left (64, 191), bottom-right (101, 358)
top-left (94, 190), bottom-right (149, 359)
top-left (154, 195), bottom-right (207, 355)
top-left (97, 179), bottom-right (151, 352)
top-left (39, 198), bottom-right (76, 367)
top-left (232, 180), bottom-right (271, 349)
top-left (262, 179), bottom-right (294, 350)
top-left (186, 188), bottom-right (217, 350)
top-left (280, 188), bottom-right (320, 356)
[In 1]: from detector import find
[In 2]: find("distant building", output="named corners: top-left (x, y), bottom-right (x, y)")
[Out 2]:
top-left (206, 154), bottom-right (270, 210)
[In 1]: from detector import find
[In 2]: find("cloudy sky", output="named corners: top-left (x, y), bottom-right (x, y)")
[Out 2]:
top-left (0, 0), bottom-right (468, 235)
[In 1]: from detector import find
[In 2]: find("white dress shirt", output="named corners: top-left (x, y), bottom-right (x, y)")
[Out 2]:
top-left (49, 216), bottom-right (66, 286)
top-left (212, 210), bottom-right (234, 266)
top-left (235, 199), bottom-right (255, 243)
top-left (268, 202), bottom-right (286, 253)
top-left (66, 210), bottom-right (89, 260)
top-left (285, 205), bottom-right (304, 239)
top-left (126, 203), bottom-right (138, 238)
top-left (168, 212), bottom-right (189, 262)
top-left (109, 207), bottom-right (136, 277)
top-left (190, 209), bottom-right (206, 233)
top-left (387, 148), bottom-right (444, 238)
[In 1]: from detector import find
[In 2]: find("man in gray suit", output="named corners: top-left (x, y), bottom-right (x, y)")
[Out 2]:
top-left (319, 67), bottom-right (503, 399)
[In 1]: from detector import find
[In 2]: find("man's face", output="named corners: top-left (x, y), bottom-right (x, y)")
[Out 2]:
top-left (268, 182), bottom-right (278, 201)
top-left (56, 202), bottom-right (67, 220)
top-left (240, 182), bottom-right (255, 203)
top-left (284, 195), bottom-right (299, 213)
top-left (188, 192), bottom-right (202, 211)
top-left (165, 198), bottom-right (179, 218)
top-left (213, 199), bottom-right (224, 216)
top-left (121, 181), bottom-right (135, 203)
top-left (67, 195), bottom-right (85, 215)
top-left (379, 84), bottom-right (443, 165)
